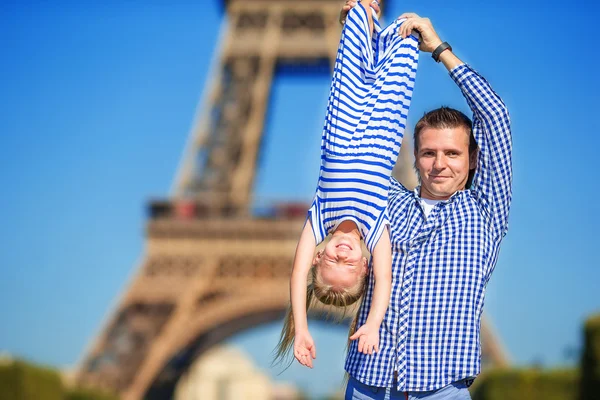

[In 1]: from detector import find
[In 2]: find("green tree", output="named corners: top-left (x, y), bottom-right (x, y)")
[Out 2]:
top-left (471, 368), bottom-right (578, 400)
top-left (0, 360), bottom-right (63, 400)
top-left (579, 313), bottom-right (600, 400)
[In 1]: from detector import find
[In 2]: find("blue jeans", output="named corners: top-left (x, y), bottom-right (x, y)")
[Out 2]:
top-left (345, 376), bottom-right (472, 400)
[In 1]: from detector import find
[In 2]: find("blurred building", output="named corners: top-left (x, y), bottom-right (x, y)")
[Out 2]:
top-left (174, 345), bottom-right (300, 400)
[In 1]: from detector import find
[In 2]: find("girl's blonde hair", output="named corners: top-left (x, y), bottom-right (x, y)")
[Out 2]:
top-left (273, 264), bottom-right (367, 365)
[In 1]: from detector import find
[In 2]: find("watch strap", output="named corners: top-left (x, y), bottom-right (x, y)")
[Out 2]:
top-left (432, 42), bottom-right (452, 63)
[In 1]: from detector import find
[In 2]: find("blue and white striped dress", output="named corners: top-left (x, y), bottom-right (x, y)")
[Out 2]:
top-left (308, 4), bottom-right (419, 253)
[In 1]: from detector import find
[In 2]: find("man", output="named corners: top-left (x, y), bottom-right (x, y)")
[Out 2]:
top-left (341, 3), bottom-right (513, 400)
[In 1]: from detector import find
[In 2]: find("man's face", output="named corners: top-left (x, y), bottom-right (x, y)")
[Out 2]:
top-left (414, 126), bottom-right (477, 200)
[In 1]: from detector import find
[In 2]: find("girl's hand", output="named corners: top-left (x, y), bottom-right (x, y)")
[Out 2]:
top-left (397, 13), bottom-right (443, 53)
top-left (349, 323), bottom-right (380, 355)
top-left (339, 0), bottom-right (381, 25)
top-left (294, 330), bottom-right (317, 368)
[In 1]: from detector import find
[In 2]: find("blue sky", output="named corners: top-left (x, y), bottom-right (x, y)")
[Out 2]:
top-left (1, 0), bottom-right (599, 398)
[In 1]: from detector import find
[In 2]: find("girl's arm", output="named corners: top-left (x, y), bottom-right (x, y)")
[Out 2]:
top-left (350, 227), bottom-right (392, 354)
top-left (290, 219), bottom-right (318, 367)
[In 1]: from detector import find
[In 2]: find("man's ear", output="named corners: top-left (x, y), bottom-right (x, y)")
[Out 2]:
top-left (469, 149), bottom-right (478, 170)
top-left (312, 250), bottom-right (323, 266)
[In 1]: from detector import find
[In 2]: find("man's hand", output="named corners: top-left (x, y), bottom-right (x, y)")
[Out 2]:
top-left (339, 0), bottom-right (381, 26)
top-left (294, 329), bottom-right (317, 368)
top-left (349, 323), bottom-right (380, 355)
top-left (397, 13), bottom-right (443, 53)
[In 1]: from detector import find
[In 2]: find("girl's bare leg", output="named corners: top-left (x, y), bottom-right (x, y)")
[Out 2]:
top-left (360, 0), bottom-right (375, 35)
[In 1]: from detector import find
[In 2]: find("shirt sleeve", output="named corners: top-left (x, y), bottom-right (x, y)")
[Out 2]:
top-left (307, 196), bottom-right (326, 246)
top-left (450, 64), bottom-right (513, 238)
top-left (364, 209), bottom-right (389, 254)
top-left (388, 176), bottom-right (411, 199)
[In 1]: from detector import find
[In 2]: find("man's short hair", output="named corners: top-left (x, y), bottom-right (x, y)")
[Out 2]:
top-left (413, 107), bottom-right (478, 189)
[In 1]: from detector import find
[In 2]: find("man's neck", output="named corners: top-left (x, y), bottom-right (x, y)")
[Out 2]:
top-left (418, 186), bottom-right (464, 201)
top-left (419, 188), bottom-right (452, 201)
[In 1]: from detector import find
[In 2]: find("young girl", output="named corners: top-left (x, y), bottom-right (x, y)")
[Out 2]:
top-left (275, 0), bottom-right (419, 368)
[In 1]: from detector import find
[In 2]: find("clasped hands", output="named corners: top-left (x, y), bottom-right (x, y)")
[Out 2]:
top-left (339, 1), bottom-right (443, 53)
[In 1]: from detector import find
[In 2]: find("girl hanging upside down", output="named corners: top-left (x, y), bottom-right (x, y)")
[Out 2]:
top-left (274, 0), bottom-right (419, 368)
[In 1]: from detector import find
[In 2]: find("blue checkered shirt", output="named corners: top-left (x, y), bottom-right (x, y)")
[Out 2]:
top-left (344, 63), bottom-right (513, 391)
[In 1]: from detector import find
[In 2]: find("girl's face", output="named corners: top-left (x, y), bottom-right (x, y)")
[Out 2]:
top-left (313, 229), bottom-right (367, 289)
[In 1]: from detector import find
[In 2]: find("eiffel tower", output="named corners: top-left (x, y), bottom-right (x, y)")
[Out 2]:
top-left (75, 1), bottom-right (508, 399)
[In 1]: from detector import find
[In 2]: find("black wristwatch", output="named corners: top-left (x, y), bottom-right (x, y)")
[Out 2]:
top-left (432, 42), bottom-right (452, 63)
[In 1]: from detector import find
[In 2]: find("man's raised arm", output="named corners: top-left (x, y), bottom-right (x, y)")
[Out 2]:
top-left (400, 13), bottom-right (513, 237)
top-left (448, 62), bottom-right (512, 238)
